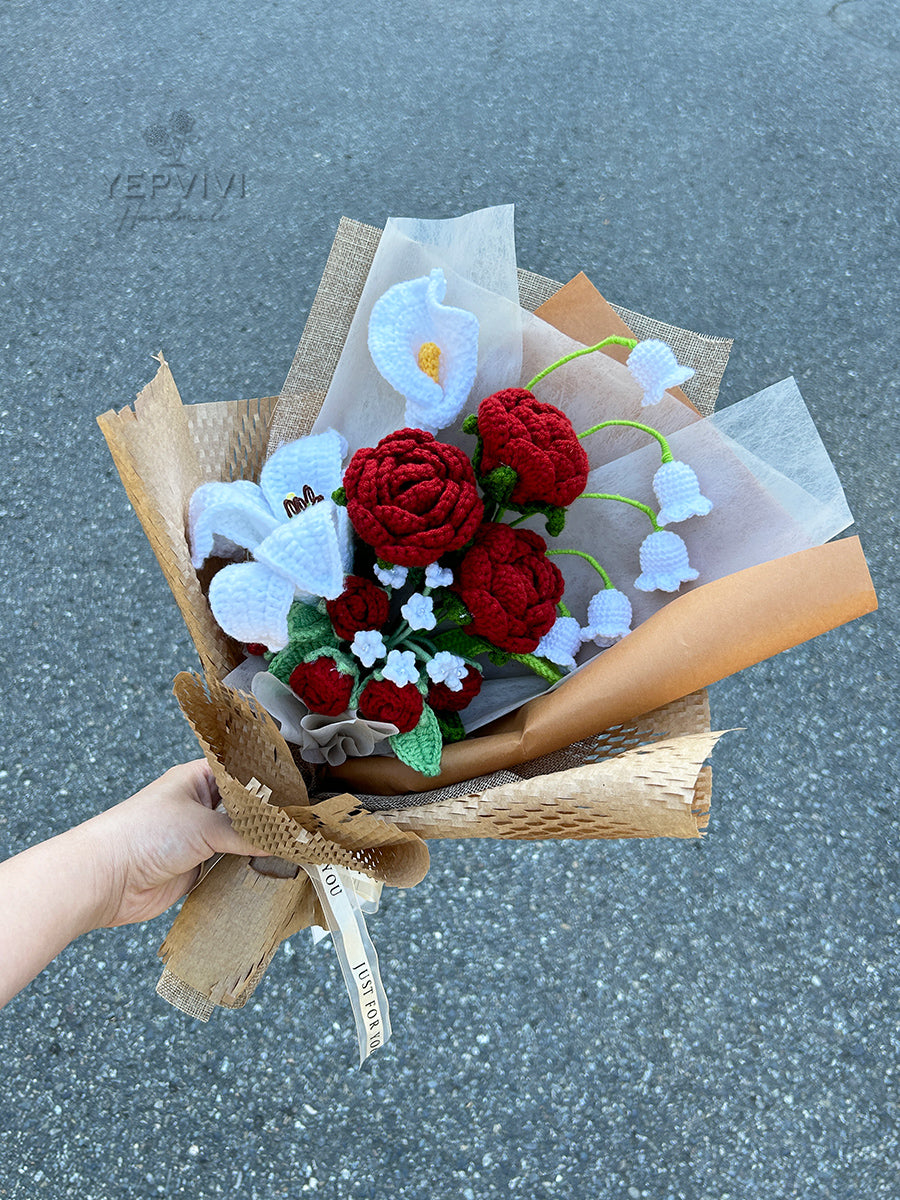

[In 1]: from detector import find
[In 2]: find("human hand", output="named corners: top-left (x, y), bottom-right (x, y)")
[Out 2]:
top-left (78, 760), bottom-right (269, 929)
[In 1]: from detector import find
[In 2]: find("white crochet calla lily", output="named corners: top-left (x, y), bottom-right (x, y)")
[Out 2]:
top-left (368, 268), bottom-right (479, 432)
top-left (189, 429), bottom-right (350, 651)
top-left (634, 530), bottom-right (699, 592)
top-left (580, 589), bottom-right (634, 647)
top-left (626, 339), bottom-right (694, 407)
top-left (535, 616), bottom-right (584, 671)
top-left (653, 460), bottom-right (713, 526)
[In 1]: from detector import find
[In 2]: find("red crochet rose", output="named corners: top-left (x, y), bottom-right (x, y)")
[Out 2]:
top-left (288, 656), bottom-right (354, 717)
top-left (476, 388), bottom-right (589, 507)
top-left (453, 522), bottom-right (564, 654)
top-left (326, 575), bottom-right (390, 641)
top-left (357, 678), bottom-right (423, 734)
top-left (342, 428), bottom-right (484, 567)
top-left (427, 666), bottom-right (483, 713)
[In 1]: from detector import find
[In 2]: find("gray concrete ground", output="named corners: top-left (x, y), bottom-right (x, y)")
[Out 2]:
top-left (0, 0), bottom-right (896, 1196)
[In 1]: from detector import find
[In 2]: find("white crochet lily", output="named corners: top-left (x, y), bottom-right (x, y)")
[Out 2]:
top-left (535, 616), bottom-right (584, 671)
top-left (189, 429), bottom-right (351, 651)
top-left (634, 530), bottom-right (699, 593)
top-left (580, 589), bottom-right (633, 647)
top-left (626, 339), bottom-right (694, 407)
top-left (368, 268), bottom-right (479, 432)
top-left (653, 460), bottom-right (713, 526)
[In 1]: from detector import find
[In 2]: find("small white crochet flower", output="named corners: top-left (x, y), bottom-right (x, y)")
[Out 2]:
top-left (580, 589), bottom-right (633, 647)
top-left (382, 649), bottom-right (420, 687)
top-left (425, 651), bottom-right (469, 691)
top-left (400, 592), bottom-right (437, 631)
top-left (424, 562), bottom-right (454, 589)
top-left (634, 530), bottom-right (699, 592)
top-left (653, 461), bottom-right (713, 526)
top-left (535, 616), bottom-right (584, 671)
top-left (368, 268), bottom-right (480, 432)
top-left (373, 562), bottom-right (409, 588)
top-left (626, 340), bottom-right (694, 407)
top-left (351, 629), bottom-right (387, 668)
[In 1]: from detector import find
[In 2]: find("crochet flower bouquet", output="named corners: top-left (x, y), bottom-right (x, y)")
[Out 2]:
top-left (99, 207), bottom-right (875, 1059)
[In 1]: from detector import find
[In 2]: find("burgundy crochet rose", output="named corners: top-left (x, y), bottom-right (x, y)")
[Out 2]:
top-left (326, 575), bottom-right (390, 641)
top-left (288, 656), bottom-right (354, 717)
top-left (476, 388), bottom-right (589, 507)
top-left (453, 522), bottom-right (564, 654)
top-left (426, 666), bottom-right (483, 713)
top-left (357, 677), bottom-right (423, 734)
top-left (342, 428), bottom-right (484, 567)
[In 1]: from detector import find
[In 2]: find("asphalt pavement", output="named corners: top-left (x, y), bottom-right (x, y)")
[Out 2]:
top-left (0, 1), bottom-right (896, 1197)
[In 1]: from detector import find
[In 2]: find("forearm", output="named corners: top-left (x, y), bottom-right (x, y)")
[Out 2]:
top-left (0, 826), bottom-right (107, 1008)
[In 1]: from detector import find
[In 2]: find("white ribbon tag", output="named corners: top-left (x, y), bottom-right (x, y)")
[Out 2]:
top-left (301, 863), bottom-right (391, 1064)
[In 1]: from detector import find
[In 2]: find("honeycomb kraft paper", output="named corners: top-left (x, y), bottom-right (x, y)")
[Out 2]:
top-left (97, 218), bottom-right (877, 1028)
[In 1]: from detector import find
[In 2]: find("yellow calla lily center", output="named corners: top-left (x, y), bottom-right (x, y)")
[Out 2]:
top-left (417, 341), bottom-right (441, 383)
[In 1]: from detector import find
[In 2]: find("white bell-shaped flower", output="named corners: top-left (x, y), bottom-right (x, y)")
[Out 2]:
top-left (653, 460), bottom-right (713, 526)
top-left (351, 629), bottom-right (387, 668)
top-left (634, 530), bottom-right (699, 592)
top-left (580, 588), bottom-right (633, 647)
top-left (400, 592), bottom-right (437, 631)
top-left (626, 339), bottom-right (694, 407)
top-left (368, 268), bottom-right (480, 432)
top-left (535, 615), bottom-right (584, 670)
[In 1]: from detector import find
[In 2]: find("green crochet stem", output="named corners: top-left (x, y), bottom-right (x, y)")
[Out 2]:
top-left (576, 418), bottom-right (673, 464)
top-left (525, 336), bottom-right (638, 391)
top-left (558, 600), bottom-right (572, 618)
top-left (579, 492), bottom-right (662, 532)
top-left (546, 548), bottom-right (614, 590)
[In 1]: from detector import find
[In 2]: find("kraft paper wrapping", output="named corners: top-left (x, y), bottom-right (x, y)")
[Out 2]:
top-left (97, 222), bottom-right (876, 1015)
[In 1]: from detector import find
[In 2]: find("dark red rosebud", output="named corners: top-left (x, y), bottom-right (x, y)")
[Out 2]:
top-left (452, 522), bottom-right (564, 654)
top-left (326, 575), bottom-right (390, 641)
top-left (357, 677), bottom-right (424, 734)
top-left (245, 643), bottom-right (268, 657)
top-left (342, 428), bottom-right (484, 567)
top-left (288, 656), bottom-right (354, 718)
top-left (476, 388), bottom-right (589, 508)
top-left (426, 665), bottom-right (482, 713)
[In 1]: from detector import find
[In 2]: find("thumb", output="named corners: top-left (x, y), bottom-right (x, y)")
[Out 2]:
top-left (201, 807), bottom-right (272, 858)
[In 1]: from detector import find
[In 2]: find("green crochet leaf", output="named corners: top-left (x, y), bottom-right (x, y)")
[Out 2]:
top-left (435, 710), bottom-right (466, 744)
top-left (287, 600), bottom-right (333, 642)
top-left (436, 595), bottom-right (472, 626)
top-left (389, 704), bottom-right (443, 777)
top-left (506, 651), bottom-right (565, 684)
top-left (332, 485), bottom-right (347, 506)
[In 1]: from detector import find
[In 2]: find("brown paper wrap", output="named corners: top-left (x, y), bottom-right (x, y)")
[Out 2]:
top-left (97, 220), bottom-right (876, 1015)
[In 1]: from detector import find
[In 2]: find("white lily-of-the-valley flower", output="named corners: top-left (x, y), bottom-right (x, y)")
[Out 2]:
top-left (626, 339), bottom-right (695, 407)
top-left (382, 649), bottom-right (420, 688)
top-left (189, 429), bottom-right (351, 651)
top-left (634, 530), bottom-right (699, 593)
top-left (581, 589), bottom-right (634, 647)
top-left (535, 616), bottom-right (584, 671)
top-left (400, 591), bottom-right (436, 631)
top-left (424, 562), bottom-right (454, 589)
top-left (351, 629), bottom-right (387, 668)
top-left (368, 268), bottom-right (479, 433)
top-left (425, 651), bottom-right (469, 691)
top-left (653, 460), bottom-right (713, 526)
top-left (373, 562), bottom-right (409, 589)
